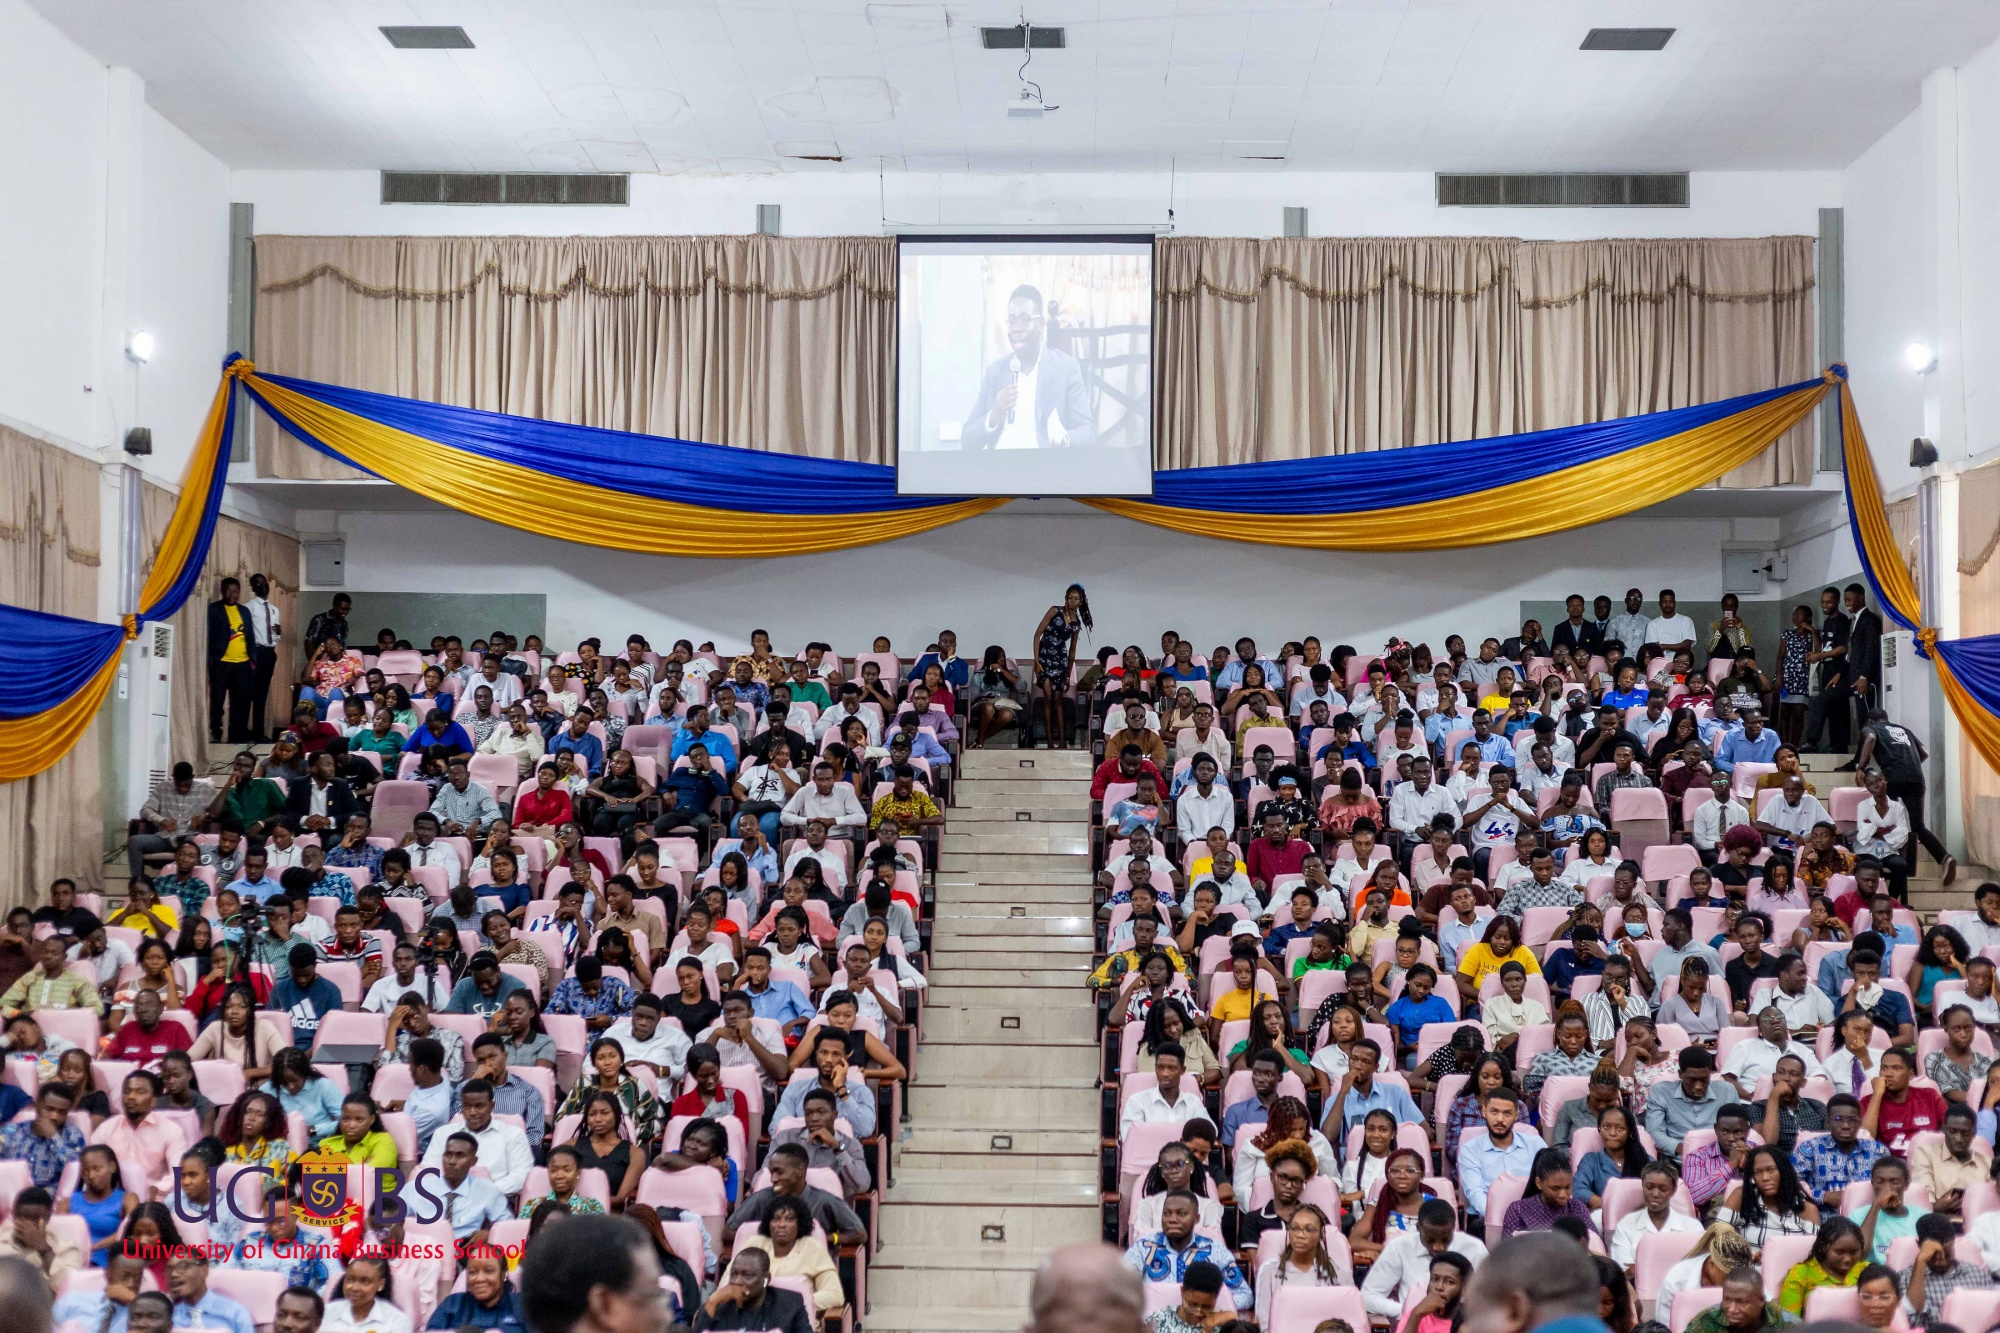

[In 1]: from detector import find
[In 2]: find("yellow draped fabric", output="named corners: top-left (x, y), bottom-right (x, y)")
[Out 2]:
top-left (1082, 378), bottom-right (1834, 549)
top-left (243, 375), bottom-right (1006, 556)
top-left (0, 649), bottom-right (123, 784)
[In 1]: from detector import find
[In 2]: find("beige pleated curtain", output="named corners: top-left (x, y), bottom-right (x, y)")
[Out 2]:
top-left (253, 232), bottom-right (1814, 483)
top-left (1154, 236), bottom-right (1817, 484)
top-left (141, 485), bottom-right (302, 771)
top-left (0, 427), bottom-right (104, 907)
top-left (253, 235), bottom-right (897, 476)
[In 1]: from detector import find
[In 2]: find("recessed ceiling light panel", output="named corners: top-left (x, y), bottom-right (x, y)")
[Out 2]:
top-left (380, 25), bottom-right (475, 50)
top-left (1580, 27), bottom-right (1674, 51)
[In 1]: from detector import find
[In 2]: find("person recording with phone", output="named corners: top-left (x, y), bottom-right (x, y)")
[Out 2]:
top-left (959, 284), bottom-right (1097, 451)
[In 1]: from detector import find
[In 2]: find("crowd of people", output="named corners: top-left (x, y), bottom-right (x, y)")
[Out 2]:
top-left (1074, 593), bottom-right (2000, 1333)
top-left (3, 615), bottom-right (1006, 1333)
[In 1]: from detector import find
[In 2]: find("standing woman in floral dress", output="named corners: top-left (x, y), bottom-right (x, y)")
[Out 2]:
top-left (1031, 584), bottom-right (1090, 748)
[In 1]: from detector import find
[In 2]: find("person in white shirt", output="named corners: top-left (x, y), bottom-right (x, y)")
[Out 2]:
top-left (1386, 757), bottom-right (1457, 849)
top-left (1853, 769), bottom-right (1912, 863)
top-left (242, 574), bottom-right (281, 742)
top-left (1755, 776), bottom-right (1828, 848)
top-left (402, 816), bottom-right (465, 883)
top-left (1690, 773), bottom-right (1750, 855)
top-left (418, 1080), bottom-right (533, 1194)
top-left (1959, 884), bottom-right (2000, 956)
top-left (1608, 1161), bottom-right (1704, 1268)
top-left (1100, 828), bottom-right (1180, 901)
top-left (1513, 718), bottom-right (1575, 772)
top-left (1760, 954), bottom-right (1834, 1039)
top-left (1119, 1045), bottom-right (1204, 1143)
top-left (1719, 1007), bottom-right (1824, 1095)
top-left (603, 994), bottom-right (693, 1077)
top-left (1646, 590), bottom-right (1698, 661)
top-left (1176, 755), bottom-right (1234, 844)
top-left (815, 692), bottom-right (880, 747)
top-left (781, 823), bottom-right (850, 895)
top-left (320, 1255), bottom-right (412, 1333)
top-left (263, 827), bottom-right (307, 872)
top-left (361, 945), bottom-right (454, 1012)
top-left (779, 763), bottom-right (868, 838)
top-left (1359, 1200), bottom-right (1488, 1317)
top-left (477, 705), bottom-right (545, 778)
top-left (468, 657), bottom-right (523, 710)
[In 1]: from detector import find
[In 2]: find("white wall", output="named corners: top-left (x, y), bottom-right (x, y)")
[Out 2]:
top-left (318, 500), bottom-right (1751, 660)
top-left (0, 0), bottom-right (231, 483)
top-left (1842, 109), bottom-right (1929, 497)
top-left (235, 167), bottom-right (1838, 241)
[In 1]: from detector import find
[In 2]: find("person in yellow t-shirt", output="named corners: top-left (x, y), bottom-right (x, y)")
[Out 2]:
top-left (1207, 948), bottom-right (1266, 1048)
top-left (1452, 913), bottom-right (1542, 1010)
top-left (207, 576), bottom-right (257, 744)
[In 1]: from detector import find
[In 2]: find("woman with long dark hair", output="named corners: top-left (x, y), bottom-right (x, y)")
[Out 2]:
top-left (621, 1203), bottom-right (704, 1327)
top-left (1571, 1105), bottom-right (1648, 1211)
top-left (1351, 1147), bottom-right (1434, 1266)
top-left (966, 646), bottom-right (1022, 749)
top-left (1722, 1144), bottom-right (1820, 1251)
top-left (1030, 583), bottom-right (1089, 749)
top-left (1502, 1147), bottom-right (1598, 1237)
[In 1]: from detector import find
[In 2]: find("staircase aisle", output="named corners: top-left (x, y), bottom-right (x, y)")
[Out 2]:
top-left (867, 747), bottom-right (1102, 1332)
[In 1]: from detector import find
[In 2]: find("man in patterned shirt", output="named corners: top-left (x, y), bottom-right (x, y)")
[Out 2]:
top-left (151, 839), bottom-right (212, 919)
top-left (1907, 1211), bottom-right (1994, 1325)
top-left (129, 763), bottom-right (216, 881)
top-left (545, 957), bottom-right (634, 1033)
top-left (1792, 1093), bottom-right (1889, 1209)
top-left (323, 813), bottom-right (385, 881)
top-left (0, 1085), bottom-right (84, 1189)
top-left (869, 765), bottom-right (943, 832)
top-left (372, 850), bottom-right (430, 901)
top-left (1680, 1103), bottom-right (1753, 1211)
top-left (1495, 849), bottom-right (1581, 920)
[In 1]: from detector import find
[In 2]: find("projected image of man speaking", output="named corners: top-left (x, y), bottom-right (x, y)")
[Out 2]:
top-left (959, 286), bottom-right (1098, 451)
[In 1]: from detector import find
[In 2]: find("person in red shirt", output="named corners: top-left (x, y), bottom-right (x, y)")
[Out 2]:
top-left (512, 762), bottom-right (575, 836)
top-left (287, 702), bottom-right (344, 756)
top-left (1243, 810), bottom-right (1310, 899)
top-left (1861, 1046), bottom-right (1948, 1155)
top-left (669, 1041), bottom-right (753, 1144)
top-left (102, 991), bottom-right (192, 1070)
top-left (1088, 745), bottom-right (1166, 802)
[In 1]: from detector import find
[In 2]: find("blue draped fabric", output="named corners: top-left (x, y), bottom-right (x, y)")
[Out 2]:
top-left (0, 607), bottom-right (128, 722)
top-left (249, 371), bottom-right (934, 515)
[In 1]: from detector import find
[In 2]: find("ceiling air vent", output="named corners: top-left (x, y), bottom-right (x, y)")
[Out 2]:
top-left (1436, 173), bottom-right (1689, 208)
top-left (380, 25), bottom-right (475, 49)
top-left (380, 172), bottom-right (629, 206)
top-left (981, 26), bottom-right (1065, 49)
top-left (1580, 27), bottom-right (1674, 51)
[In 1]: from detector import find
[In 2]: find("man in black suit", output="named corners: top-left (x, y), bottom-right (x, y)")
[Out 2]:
top-left (282, 750), bottom-right (360, 835)
top-left (205, 577), bottom-right (255, 744)
top-left (1549, 593), bottom-right (1603, 656)
top-left (1804, 584), bottom-right (1855, 754)
top-left (958, 285), bottom-right (1098, 451)
top-left (1835, 583), bottom-right (1884, 770)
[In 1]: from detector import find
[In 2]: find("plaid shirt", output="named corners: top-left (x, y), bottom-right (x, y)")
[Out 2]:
top-left (155, 873), bottom-right (211, 917)
top-left (140, 780), bottom-right (215, 830)
top-left (1792, 1135), bottom-right (1890, 1204)
top-left (1900, 1261), bottom-right (1995, 1325)
top-left (1680, 1142), bottom-right (1735, 1208)
top-left (1523, 1046), bottom-right (1602, 1102)
top-left (1496, 879), bottom-right (1581, 919)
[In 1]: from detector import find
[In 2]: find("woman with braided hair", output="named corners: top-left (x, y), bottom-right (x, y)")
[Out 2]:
top-left (1254, 1200), bottom-right (1348, 1325)
top-left (1232, 1096), bottom-right (1336, 1198)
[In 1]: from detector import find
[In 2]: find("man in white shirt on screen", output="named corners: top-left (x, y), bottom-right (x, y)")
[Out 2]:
top-left (959, 284), bottom-right (1097, 451)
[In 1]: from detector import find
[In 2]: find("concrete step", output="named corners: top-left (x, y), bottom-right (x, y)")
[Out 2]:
top-left (942, 831), bottom-right (1093, 857)
top-left (938, 853), bottom-right (1090, 879)
top-left (925, 985), bottom-right (1098, 1015)
top-left (930, 914), bottom-right (1095, 941)
top-left (937, 878), bottom-right (1091, 901)
top-left (864, 1302), bottom-right (1039, 1332)
top-left (912, 1040), bottom-right (1100, 1084)
top-left (915, 1003), bottom-right (1100, 1043)
top-left (929, 966), bottom-right (1093, 988)
top-left (905, 1083), bottom-right (1098, 1128)
top-left (947, 806), bottom-right (1089, 827)
top-left (900, 1125), bottom-right (1099, 1158)
top-left (866, 1247), bottom-right (1044, 1310)
top-left (959, 751), bottom-right (1095, 776)
top-left (953, 778), bottom-right (1090, 798)
top-left (878, 1197), bottom-right (1101, 1250)
top-left (933, 938), bottom-right (1095, 962)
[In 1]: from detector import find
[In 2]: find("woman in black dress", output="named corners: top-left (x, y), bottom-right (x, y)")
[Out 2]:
top-left (1030, 583), bottom-right (1090, 748)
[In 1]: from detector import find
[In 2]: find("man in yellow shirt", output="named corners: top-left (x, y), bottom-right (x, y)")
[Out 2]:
top-left (205, 576), bottom-right (256, 743)
top-left (868, 766), bottom-right (942, 832)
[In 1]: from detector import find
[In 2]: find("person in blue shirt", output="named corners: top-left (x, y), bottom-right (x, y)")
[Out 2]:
top-left (656, 747), bottom-right (729, 843)
top-left (1541, 921), bottom-right (1609, 1002)
top-left (906, 633), bottom-right (970, 691)
top-left (270, 943), bottom-right (343, 1049)
top-left (1714, 709), bottom-right (1781, 772)
top-left (398, 710), bottom-right (474, 757)
top-left (1468, 710), bottom-right (1516, 767)
top-left (445, 952), bottom-right (527, 1018)
top-left (1323, 1037), bottom-right (1422, 1138)
top-left (713, 816), bottom-right (781, 887)
top-left (669, 715), bottom-right (738, 773)
top-left (888, 712), bottom-right (954, 778)
top-left (1219, 1050), bottom-right (1284, 1145)
top-left (1213, 638), bottom-right (1283, 693)
top-left (166, 1254), bottom-right (256, 1333)
top-left (1383, 964), bottom-right (1457, 1068)
top-left (546, 710), bottom-right (606, 777)
top-left (1260, 888), bottom-right (1322, 961)
top-left (426, 1245), bottom-right (526, 1332)
top-left (1833, 947), bottom-right (1918, 1046)
top-left (738, 947), bottom-right (813, 1038)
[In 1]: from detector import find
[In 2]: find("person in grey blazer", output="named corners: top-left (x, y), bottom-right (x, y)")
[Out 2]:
top-left (959, 284), bottom-right (1098, 450)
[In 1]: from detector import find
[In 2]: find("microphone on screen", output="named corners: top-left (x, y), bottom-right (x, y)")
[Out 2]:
top-left (1006, 357), bottom-right (1020, 424)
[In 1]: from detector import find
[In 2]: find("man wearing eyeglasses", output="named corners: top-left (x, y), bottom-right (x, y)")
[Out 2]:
top-left (960, 284), bottom-right (1098, 451)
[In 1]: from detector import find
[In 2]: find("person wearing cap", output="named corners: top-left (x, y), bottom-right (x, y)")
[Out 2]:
top-left (269, 943), bottom-right (343, 1050)
top-left (1643, 1047), bottom-right (1731, 1158)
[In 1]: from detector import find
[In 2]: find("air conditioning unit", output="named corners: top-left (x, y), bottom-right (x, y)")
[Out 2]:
top-left (117, 623), bottom-right (176, 817)
top-left (1880, 629), bottom-right (1932, 742)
